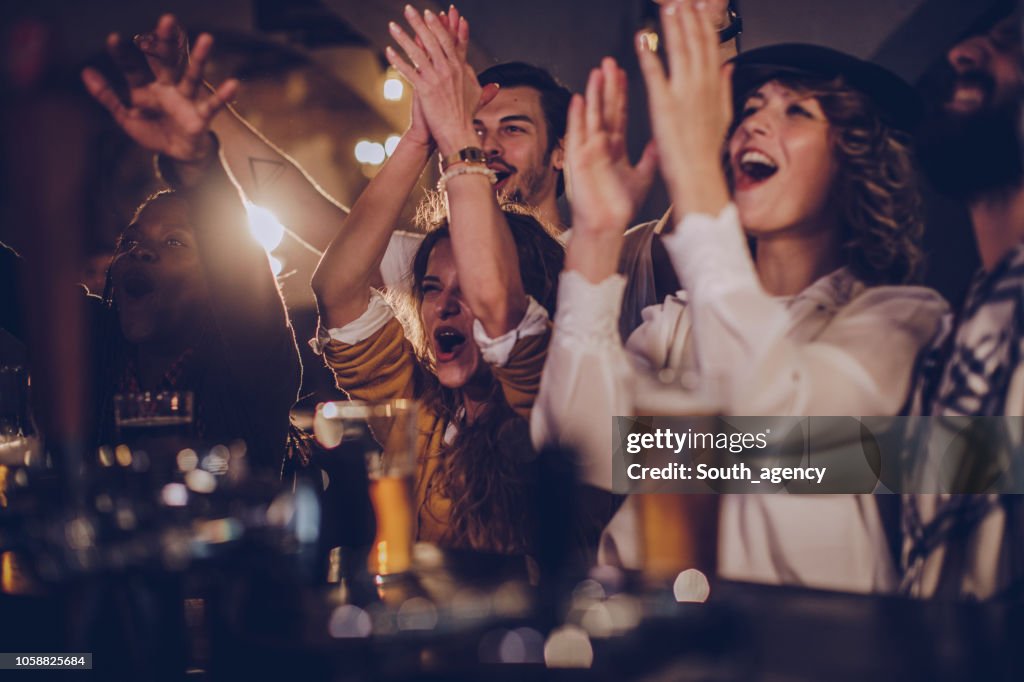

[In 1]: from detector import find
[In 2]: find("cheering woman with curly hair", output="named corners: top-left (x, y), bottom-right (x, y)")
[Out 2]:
top-left (534, 1), bottom-right (949, 592)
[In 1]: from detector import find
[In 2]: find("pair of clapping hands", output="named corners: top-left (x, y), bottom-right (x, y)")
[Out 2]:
top-left (82, 2), bottom-right (731, 222)
top-left (569, 0), bottom-right (732, 245)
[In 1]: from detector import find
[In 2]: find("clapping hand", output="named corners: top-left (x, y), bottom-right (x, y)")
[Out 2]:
top-left (385, 5), bottom-right (498, 157)
top-left (81, 20), bottom-right (237, 163)
top-left (563, 64), bottom-right (638, 283)
top-left (585, 57), bottom-right (658, 226)
top-left (636, 0), bottom-right (732, 217)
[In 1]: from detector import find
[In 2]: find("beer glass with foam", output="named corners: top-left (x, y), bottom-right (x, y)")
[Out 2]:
top-left (314, 399), bottom-right (418, 577)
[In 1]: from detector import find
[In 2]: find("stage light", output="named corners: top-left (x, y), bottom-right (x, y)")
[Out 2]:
top-left (268, 254), bottom-right (284, 277)
top-left (354, 140), bottom-right (387, 165)
top-left (383, 76), bottom-right (404, 101)
top-left (245, 202), bottom-right (285, 252)
top-left (385, 135), bottom-right (401, 157)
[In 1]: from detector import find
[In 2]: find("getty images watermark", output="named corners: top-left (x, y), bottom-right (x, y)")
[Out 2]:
top-left (612, 416), bottom-right (1024, 494)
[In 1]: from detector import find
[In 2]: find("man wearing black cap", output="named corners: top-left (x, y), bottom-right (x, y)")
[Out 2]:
top-left (902, 3), bottom-right (1024, 600)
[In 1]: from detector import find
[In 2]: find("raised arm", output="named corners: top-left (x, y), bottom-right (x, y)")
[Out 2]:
top-left (311, 7), bottom-right (486, 329)
top-left (532, 62), bottom-right (638, 488)
top-left (83, 27), bottom-right (301, 473)
top-left (386, 6), bottom-right (523, 337)
top-left (132, 14), bottom-right (347, 253)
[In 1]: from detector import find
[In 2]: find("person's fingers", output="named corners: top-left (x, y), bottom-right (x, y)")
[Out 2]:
top-left (82, 67), bottom-right (132, 125)
top-left (141, 14), bottom-right (188, 79)
top-left (566, 93), bottom-right (585, 161)
top-left (634, 140), bottom-right (659, 187)
top-left (197, 77), bottom-right (238, 122)
top-left (448, 6), bottom-right (468, 61)
top-left (188, 33), bottom-right (213, 71)
top-left (446, 5), bottom-right (461, 44)
top-left (660, 2), bottom-right (687, 82)
top-left (385, 45), bottom-right (419, 85)
top-left (600, 58), bottom-right (620, 135)
top-left (403, 6), bottom-right (445, 69)
top-left (478, 82), bottom-right (500, 110)
top-left (695, 1), bottom-right (719, 75)
top-left (676, 0), bottom-right (703, 81)
top-left (179, 33), bottom-right (212, 98)
top-left (179, 35), bottom-right (210, 98)
top-left (388, 21), bottom-right (430, 74)
top-left (584, 67), bottom-right (603, 138)
top-left (719, 62), bottom-right (735, 127)
top-left (423, 8), bottom-right (458, 63)
top-left (107, 32), bottom-right (154, 88)
top-left (635, 30), bottom-right (667, 108)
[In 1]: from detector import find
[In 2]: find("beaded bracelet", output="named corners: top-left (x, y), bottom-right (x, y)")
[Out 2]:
top-left (437, 163), bottom-right (497, 193)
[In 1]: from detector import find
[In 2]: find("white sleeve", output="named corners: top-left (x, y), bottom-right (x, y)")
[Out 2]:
top-left (530, 271), bottom-right (634, 490)
top-left (309, 289), bottom-right (394, 355)
top-left (472, 296), bottom-right (549, 367)
top-left (662, 205), bottom-right (949, 415)
top-left (379, 230), bottom-right (425, 291)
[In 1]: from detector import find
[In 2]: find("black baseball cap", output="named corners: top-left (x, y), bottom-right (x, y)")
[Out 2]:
top-left (730, 44), bottom-right (924, 133)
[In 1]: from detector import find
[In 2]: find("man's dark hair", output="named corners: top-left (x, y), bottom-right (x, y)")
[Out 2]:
top-left (477, 62), bottom-right (572, 195)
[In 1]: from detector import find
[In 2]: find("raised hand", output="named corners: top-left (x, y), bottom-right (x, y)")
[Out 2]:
top-left (636, 0), bottom-right (732, 217)
top-left (591, 57), bottom-right (658, 223)
top-left (81, 29), bottom-right (237, 162)
top-left (568, 67), bottom-right (636, 236)
top-left (564, 67), bottom-right (636, 283)
top-left (385, 5), bottom-right (494, 156)
top-left (133, 13), bottom-right (190, 84)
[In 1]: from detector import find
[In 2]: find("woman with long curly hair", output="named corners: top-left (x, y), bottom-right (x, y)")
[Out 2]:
top-left (533, 2), bottom-right (949, 593)
top-left (311, 7), bottom-right (566, 554)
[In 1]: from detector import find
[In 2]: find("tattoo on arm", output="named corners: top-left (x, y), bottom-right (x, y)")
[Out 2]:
top-left (248, 157), bottom-right (287, 196)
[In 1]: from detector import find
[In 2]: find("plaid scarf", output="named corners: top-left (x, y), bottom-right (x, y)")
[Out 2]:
top-left (902, 243), bottom-right (1024, 599)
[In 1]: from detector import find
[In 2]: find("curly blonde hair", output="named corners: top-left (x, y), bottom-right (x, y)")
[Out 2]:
top-left (730, 74), bottom-right (925, 285)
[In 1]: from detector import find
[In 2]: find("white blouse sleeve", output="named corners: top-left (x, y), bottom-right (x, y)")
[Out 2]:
top-left (531, 271), bottom-right (634, 490)
top-left (472, 296), bottom-right (549, 367)
top-left (309, 288), bottom-right (394, 354)
top-left (662, 205), bottom-right (949, 415)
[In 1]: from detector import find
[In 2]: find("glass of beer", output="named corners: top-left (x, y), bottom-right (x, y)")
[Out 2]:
top-left (113, 391), bottom-right (195, 482)
top-left (0, 365), bottom-right (42, 468)
top-left (314, 399), bottom-right (418, 577)
top-left (636, 372), bottom-right (725, 588)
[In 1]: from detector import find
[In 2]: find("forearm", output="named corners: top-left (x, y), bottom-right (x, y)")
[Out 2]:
top-left (566, 228), bottom-right (624, 285)
top-left (211, 101), bottom-right (347, 252)
top-left (531, 272), bottom-right (634, 490)
top-left (665, 157), bottom-right (731, 221)
top-left (312, 134), bottom-right (432, 327)
top-left (445, 171), bottom-right (526, 336)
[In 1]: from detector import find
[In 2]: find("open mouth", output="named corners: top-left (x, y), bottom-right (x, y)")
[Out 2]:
top-left (120, 270), bottom-right (156, 300)
top-left (734, 149), bottom-right (779, 187)
top-left (944, 72), bottom-right (995, 114)
top-left (488, 162), bottom-right (514, 191)
top-left (433, 327), bottom-right (467, 362)
top-left (947, 84), bottom-right (988, 113)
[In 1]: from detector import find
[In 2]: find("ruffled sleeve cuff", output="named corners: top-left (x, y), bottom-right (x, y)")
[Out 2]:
top-left (472, 296), bottom-right (549, 367)
top-left (309, 289), bottom-right (395, 355)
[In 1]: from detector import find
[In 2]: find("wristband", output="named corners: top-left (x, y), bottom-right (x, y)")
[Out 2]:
top-left (437, 163), bottom-right (497, 193)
